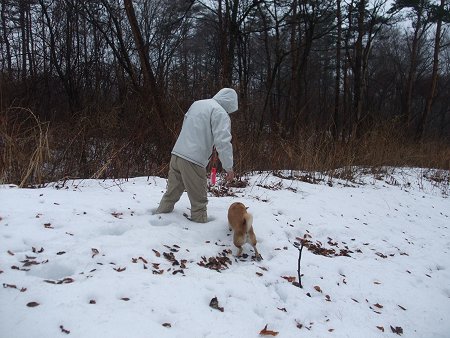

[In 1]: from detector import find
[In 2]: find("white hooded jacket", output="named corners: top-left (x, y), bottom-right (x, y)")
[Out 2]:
top-left (172, 88), bottom-right (238, 172)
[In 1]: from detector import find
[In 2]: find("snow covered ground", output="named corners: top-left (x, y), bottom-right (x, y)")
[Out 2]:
top-left (1, 168), bottom-right (449, 338)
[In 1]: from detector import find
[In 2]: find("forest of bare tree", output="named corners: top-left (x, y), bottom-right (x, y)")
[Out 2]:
top-left (1, 0), bottom-right (449, 186)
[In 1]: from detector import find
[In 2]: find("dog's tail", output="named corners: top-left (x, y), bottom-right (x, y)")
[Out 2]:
top-left (244, 211), bottom-right (253, 232)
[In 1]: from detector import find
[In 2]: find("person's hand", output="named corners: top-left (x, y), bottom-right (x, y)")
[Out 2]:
top-left (225, 170), bottom-right (235, 182)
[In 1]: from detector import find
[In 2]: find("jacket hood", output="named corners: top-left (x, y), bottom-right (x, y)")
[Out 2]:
top-left (212, 88), bottom-right (238, 113)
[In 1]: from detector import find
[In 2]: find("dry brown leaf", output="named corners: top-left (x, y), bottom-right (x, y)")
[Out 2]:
top-left (390, 326), bottom-right (403, 335)
top-left (152, 249), bottom-right (161, 257)
top-left (259, 324), bottom-right (279, 336)
top-left (162, 323), bottom-right (171, 328)
top-left (281, 276), bottom-right (296, 283)
top-left (91, 248), bottom-right (99, 258)
top-left (60, 325), bottom-right (70, 334)
top-left (121, 297), bottom-right (130, 301)
top-left (398, 305), bottom-right (407, 311)
top-left (314, 285), bottom-right (322, 293)
top-left (27, 302), bottom-right (40, 307)
top-left (209, 297), bottom-right (224, 312)
top-left (114, 267), bottom-right (126, 272)
top-left (374, 303), bottom-right (383, 309)
top-left (376, 326), bottom-right (385, 332)
top-left (139, 256), bottom-right (148, 264)
top-left (3, 283), bottom-right (17, 289)
top-left (7, 250), bottom-right (15, 256)
top-left (111, 212), bottom-right (123, 219)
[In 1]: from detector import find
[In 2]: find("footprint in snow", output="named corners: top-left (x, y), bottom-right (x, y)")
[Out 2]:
top-left (149, 215), bottom-right (172, 227)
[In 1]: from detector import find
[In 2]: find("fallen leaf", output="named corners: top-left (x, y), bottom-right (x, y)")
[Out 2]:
top-left (27, 302), bottom-right (40, 307)
top-left (7, 250), bottom-right (15, 256)
top-left (374, 303), bottom-right (383, 309)
top-left (209, 297), bottom-right (224, 312)
top-left (375, 252), bottom-right (387, 258)
top-left (44, 277), bottom-right (74, 284)
top-left (162, 323), bottom-right (171, 328)
top-left (111, 212), bottom-right (123, 219)
top-left (114, 267), bottom-right (126, 272)
top-left (60, 325), bottom-right (70, 334)
top-left (281, 276), bottom-right (296, 283)
top-left (314, 285), bottom-right (322, 293)
top-left (3, 283), bottom-right (17, 289)
top-left (328, 328), bottom-right (334, 332)
top-left (373, 281), bottom-right (381, 285)
top-left (139, 256), bottom-right (148, 264)
top-left (256, 272), bottom-right (263, 277)
top-left (390, 326), bottom-right (403, 335)
top-left (152, 249), bottom-right (161, 257)
top-left (259, 324), bottom-right (279, 336)
top-left (277, 307), bottom-right (287, 312)
top-left (398, 305), bottom-right (407, 311)
top-left (377, 326), bottom-right (385, 332)
top-left (56, 251), bottom-right (66, 255)
top-left (121, 297), bottom-right (130, 301)
top-left (91, 248), bottom-right (99, 258)
top-left (89, 300), bottom-right (96, 304)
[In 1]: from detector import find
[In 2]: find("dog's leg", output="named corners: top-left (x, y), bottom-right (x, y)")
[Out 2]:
top-left (252, 246), bottom-right (262, 261)
top-left (248, 228), bottom-right (262, 261)
top-left (236, 246), bottom-right (243, 257)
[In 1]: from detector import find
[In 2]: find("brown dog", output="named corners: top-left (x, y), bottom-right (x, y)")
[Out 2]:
top-left (227, 202), bottom-right (261, 260)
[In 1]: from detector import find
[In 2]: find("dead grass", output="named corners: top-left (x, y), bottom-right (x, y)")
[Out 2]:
top-left (1, 110), bottom-right (449, 187)
top-left (0, 107), bottom-right (50, 187)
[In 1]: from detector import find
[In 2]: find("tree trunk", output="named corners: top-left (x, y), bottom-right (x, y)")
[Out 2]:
top-left (1, 0), bottom-right (12, 77)
top-left (333, 0), bottom-right (342, 140)
top-left (415, 0), bottom-right (444, 140)
top-left (404, 1), bottom-right (425, 127)
top-left (123, 0), bottom-right (166, 128)
top-left (352, 0), bottom-right (366, 138)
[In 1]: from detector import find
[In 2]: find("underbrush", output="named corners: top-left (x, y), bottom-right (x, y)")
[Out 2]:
top-left (1, 108), bottom-right (449, 193)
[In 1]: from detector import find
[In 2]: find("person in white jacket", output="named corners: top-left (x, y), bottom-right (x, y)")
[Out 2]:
top-left (154, 88), bottom-right (238, 223)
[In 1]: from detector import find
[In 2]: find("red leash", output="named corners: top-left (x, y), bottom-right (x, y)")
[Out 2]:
top-left (211, 147), bottom-right (218, 185)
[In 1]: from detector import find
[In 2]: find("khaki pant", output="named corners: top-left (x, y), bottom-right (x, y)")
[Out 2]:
top-left (155, 155), bottom-right (208, 223)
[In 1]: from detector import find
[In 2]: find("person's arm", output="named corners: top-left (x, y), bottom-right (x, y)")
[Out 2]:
top-left (211, 108), bottom-right (233, 180)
